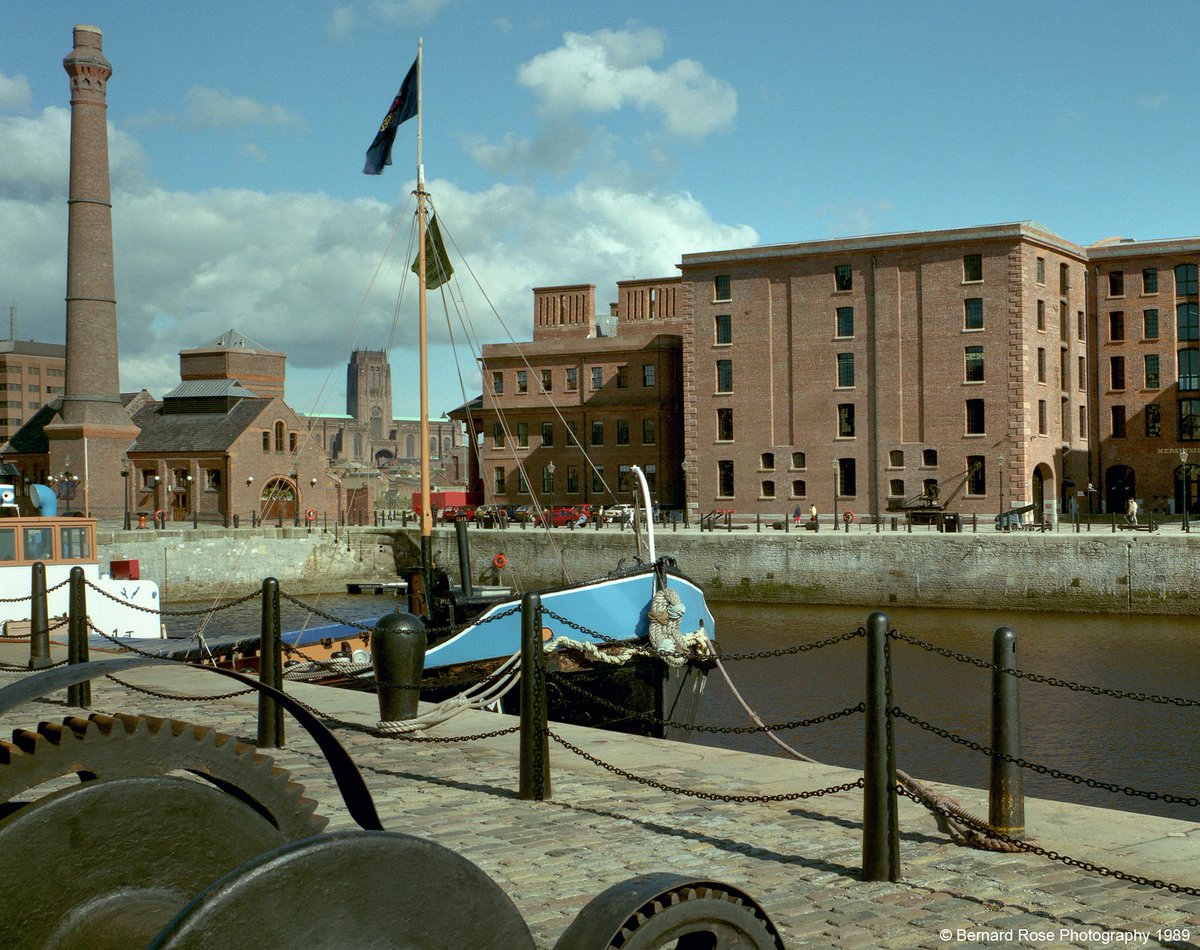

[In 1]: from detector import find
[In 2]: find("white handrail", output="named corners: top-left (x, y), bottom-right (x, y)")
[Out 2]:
top-left (631, 465), bottom-right (655, 563)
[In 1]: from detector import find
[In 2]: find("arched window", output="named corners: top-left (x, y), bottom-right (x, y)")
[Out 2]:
top-left (405, 435), bottom-right (416, 458)
top-left (274, 421), bottom-right (285, 453)
top-left (370, 408), bottom-right (382, 441)
top-left (353, 433), bottom-right (363, 458)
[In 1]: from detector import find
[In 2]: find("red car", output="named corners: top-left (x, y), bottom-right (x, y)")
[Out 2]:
top-left (539, 506), bottom-right (586, 527)
top-left (440, 505), bottom-right (476, 522)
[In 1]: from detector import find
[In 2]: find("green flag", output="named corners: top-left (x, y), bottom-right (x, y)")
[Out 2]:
top-left (413, 214), bottom-right (454, 290)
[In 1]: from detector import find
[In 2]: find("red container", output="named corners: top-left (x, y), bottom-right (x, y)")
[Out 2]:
top-left (109, 559), bottom-right (140, 580)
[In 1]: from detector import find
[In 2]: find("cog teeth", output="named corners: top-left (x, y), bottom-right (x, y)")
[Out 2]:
top-left (36, 722), bottom-right (71, 746)
top-left (11, 729), bottom-right (41, 755)
top-left (111, 712), bottom-right (144, 733)
top-left (61, 716), bottom-right (93, 739)
top-left (86, 713), bottom-right (117, 736)
top-left (0, 741), bottom-right (19, 765)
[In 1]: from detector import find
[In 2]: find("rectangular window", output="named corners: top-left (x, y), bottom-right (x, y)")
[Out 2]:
top-left (837, 457), bottom-right (857, 496)
top-left (792, 451), bottom-right (806, 469)
top-left (616, 419), bottom-right (629, 445)
top-left (967, 456), bottom-right (986, 495)
top-left (492, 371), bottom-right (503, 394)
top-left (715, 359), bottom-right (733, 393)
top-left (1146, 404), bottom-right (1162, 437)
top-left (1036, 256), bottom-right (1045, 283)
top-left (1180, 399), bottom-right (1200, 441)
top-left (591, 366), bottom-right (603, 389)
top-left (889, 450), bottom-right (904, 467)
top-left (1111, 405), bottom-right (1127, 438)
top-left (716, 407), bottom-right (733, 441)
top-left (0, 528), bottom-right (13, 562)
top-left (1144, 268), bottom-right (1158, 294)
top-left (262, 432), bottom-right (270, 452)
top-left (1178, 303), bottom-right (1198, 341)
top-left (1109, 311), bottom-right (1124, 341)
top-left (591, 466), bottom-right (604, 494)
top-left (714, 275), bottom-right (731, 301)
top-left (1110, 356), bottom-right (1125, 390)
top-left (963, 254), bottom-right (983, 282)
top-left (1038, 399), bottom-right (1047, 435)
top-left (1037, 299), bottom-right (1046, 331)
top-left (834, 264), bottom-right (852, 291)
top-left (590, 421), bottom-right (603, 446)
top-left (1109, 271), bottom-right (1124, 297)
top-left (642, 418), bottom-right (656, 444)
top-left (1145, 354), bottom-right (1161, 389)
top-left (1077, 311), bottom-right (1085, 341)
top-left (964, 298), bottom-right (983, 330)
top-left (1144, 309), bottom-right (1159, 339)
top-left (516, 422), bottom-right (528, 447)
top-left (760, 452), bottom-right (775, 470)
top-left (617, 465), bottom-right (631, 493)
top-left (516, 370), bottom-right (528, 394)
top-left (1037, 347), bottom-right (1047, 383)
top-left (541, 422), bottom-right (554, 446)
top-left (565, 368), bottom-right (578, 391)
top-left (567, 422), bottom-right (579, 446)
top-left (836, 307), bottom-right (854, 338)
top-left (616, 365), bottom-right (628, 388)
top-left (542, 466), bottom-right (554, 494)
top-left (792, 479), bottom-right (807, 497)
top-left (889, 479), bottom-right (905, 497)
top-left (566, 465), bottom-right (579, 493)
top-left (837, 403), bottom-right (855, 437)
top-left (517, 470), bottom-right (528, 494)
top-left (1078, 356), bottom-right (1086, 390)
top-left (642, 363), bottom-right (656, 387)
top-left (1179, 349), bottom-right (1199, 390)
top-left (836, 352), bottom-right (855, 387)
top-left (966, 398), bottom-right (985, 435)
top-left (760, 480), bottom-right (776, 499)
top-left (923, 448), bottom-right (938, 467)
top-left (717, 460), bottom-right (735, 497)
top-left (1177, 264), bottom-right (1199, 295)
top-left (1060, 263), bottom-right (1070, 294)
top-left (493, 423), bottom-right (505, 448)
top-left (1079, 405), bottom-right (1087, 439)
top-left (493, 467), bottom-right (505, 494)
top-left (540, 369), bottom-right (552, 393)
top-left (715, 314), bottom-right (732, 345)
top-left (965, 346), bottom-right (984, 382)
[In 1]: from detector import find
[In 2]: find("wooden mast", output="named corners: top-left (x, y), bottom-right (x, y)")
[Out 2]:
top-left (415, 38), bottom-right (433, 599)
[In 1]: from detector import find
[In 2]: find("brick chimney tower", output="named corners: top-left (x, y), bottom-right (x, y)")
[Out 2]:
top-left (44, 25), bottom-right (139, 517)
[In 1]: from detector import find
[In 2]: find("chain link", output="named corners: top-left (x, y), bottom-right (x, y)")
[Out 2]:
top-left (893, 706), bottom-right (1200, 807)
top-left (104, 671), bottom-right (255, 701)
top-left (285, 691), bottom-right (519, 743)
top-left (897, 785), bottom-right (1200, 896)
top-left (891, 630), bottom-right (1200, 706)
top-left (84, 580), bottom-right (262, 616)
top-left (549, 729), bottom-right (864, 803)
top-left (0, 577), bottom-right (70, 603)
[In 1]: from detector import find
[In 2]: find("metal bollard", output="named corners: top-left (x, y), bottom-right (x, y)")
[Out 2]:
top-left (519, 592), bottom-right (551, 800)
top-left (863, 611), bottom-right (900, 881)
top-left (28, 562), bottom-right (51, 670)
top-left (756, 513), bottom-right (760, 533)
top-left (454, 518), bottom-right (474, 599)
top-left (371, 610), bottom-right (427, 722)
top-left (67, 566), bottom-right (90, 707)
top-left (989, 626), bottom-right (1025, 838)
top-left (257, 577), bottom-right (284, 749)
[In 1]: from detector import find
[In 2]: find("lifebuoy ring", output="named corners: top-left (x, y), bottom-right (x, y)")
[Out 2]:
top-left (154, 509), bottom-right (167, 526)
top-left (492, 553), bottom-right (507, 570)
top-left (305, 508), bottom-right (317, 522)
top-left (843, 509), bottom-right (855, 523)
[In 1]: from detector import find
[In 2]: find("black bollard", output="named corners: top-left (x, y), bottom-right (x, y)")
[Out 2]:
top-left (28, 562), bottom-right (51, 670)
top-left (257, 577), bottom-right (284, 749)
top-left (863, 611), bottom-right (900, 881)
top-left (371, 610), bottom-right (427, 722)
top-left (454, 517), bottom-right (474, 599)
top-left (67, 566), bottom-right (91, 707)
top-left (519, 592), bottom-right (551, 800)
top-left (989, 626), bottom-right (1025, 838)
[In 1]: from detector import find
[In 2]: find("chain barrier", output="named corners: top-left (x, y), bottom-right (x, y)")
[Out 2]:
top-left (0, 577), bottom-right (70, 603)
top-left (0, 658), bottom-right (71, 672)
top-left (0, 617), bottom-right (70, 640)
top-left (83, 580), bottom-right (262, 617)
top-left (277, 591), bottom-right (522, 645)
top-left (549, 729), bottom-right (865, 803)
top-left (279, 641), bottom-right (498, 692)
top-left (103, 671), bottom-right (255, 702)
top-left (898, 785), bottom-right (1200, 896)
top-left (551, 675), bottom-right (865, 733)
top-left (891, 630), bottom-right (1200, 707)
top-left (893, 706), bottom-right (1200, 807)
top-left (285, 690), bottom-right (520, 744)
top-left (87, 621), bottom-right (190, 661)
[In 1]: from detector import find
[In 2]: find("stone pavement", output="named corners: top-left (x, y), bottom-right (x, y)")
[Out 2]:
top-left (0, 652), bottom-right (1197, 949)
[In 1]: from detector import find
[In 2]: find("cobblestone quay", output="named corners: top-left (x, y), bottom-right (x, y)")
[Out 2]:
top-left (1, 653), bottom-right (1195, 949)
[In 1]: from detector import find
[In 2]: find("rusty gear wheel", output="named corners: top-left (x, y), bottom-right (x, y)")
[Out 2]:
top-left (0, 712), bottom-right (327, 840)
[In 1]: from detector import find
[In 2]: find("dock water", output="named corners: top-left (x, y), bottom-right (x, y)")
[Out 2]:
top-left (0, 643), bottom-right (1196, 948)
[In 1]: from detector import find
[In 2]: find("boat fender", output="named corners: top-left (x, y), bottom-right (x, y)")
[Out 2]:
top-left (492, 553), bottom-right (507, 570)
top-left (843, 509), bottom-right (855, 524)
top-left (305, 508), bottom-right (317, 522)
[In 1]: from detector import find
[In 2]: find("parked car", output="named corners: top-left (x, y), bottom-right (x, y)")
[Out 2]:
top-left (473, 504), bottom-right (503, 527)
top-left (440, 505), bottom-right (476, 522)
top-left (600, 503), bottom-right (635, 524)
top-left (512, 505), bottom-right (537, 523)
top-left (539, 505), bottom-right (582, 528)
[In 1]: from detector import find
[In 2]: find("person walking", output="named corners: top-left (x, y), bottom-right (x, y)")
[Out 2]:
top-left (1126, 496), bottom-right (1138, 526)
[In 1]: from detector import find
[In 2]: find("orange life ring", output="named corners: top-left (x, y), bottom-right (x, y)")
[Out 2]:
top-left (492, 553), bottom-right (507, 570)
top-left (305, 508), bottom-right (317, 522)
top-left (843, 509), bottom-right (855, 523)
top-left (154, 509), bottom-right (167, 525)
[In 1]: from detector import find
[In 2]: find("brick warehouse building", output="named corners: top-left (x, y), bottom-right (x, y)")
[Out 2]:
top-left (0, 338), bottom-right (66, 446)
top-left (454, 279), bottom-right (685, 510)
top-left (679, 222), bottom-right (1093, 524)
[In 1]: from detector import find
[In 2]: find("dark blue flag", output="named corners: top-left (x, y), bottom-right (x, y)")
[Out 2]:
top-left (363, 57), bottom-right (418, 175)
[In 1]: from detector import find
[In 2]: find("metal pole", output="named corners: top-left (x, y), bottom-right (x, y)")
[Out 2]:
top-left (518, 591), bottom-right (551, 800)
top-left (454, 517), bottom-right (474, 599)
top-left (67, 566), bottom-right (91, 707)
top-left (989, 626), bottom-right (1025, 838)
top-left (257, 577), bottom-right (284, 749)
top-left (28, 562), bottom-right (51, 670)
top-left (863, 610), bottom-right (900, 881)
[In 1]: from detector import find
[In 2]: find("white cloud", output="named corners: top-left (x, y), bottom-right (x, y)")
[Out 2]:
top-left (467, 118), bottom-right (595, 176)
top-left (325, 6), bottom-right (358, 41)
top-left (185, 86), bottom-right (307, 130)
top-left (1138, 93), bottom-right (1168, 111)
top-left (813, 199), bottom-right (896, 237)
top-left (0, 72), bottom-right (32, 113)
top-left (241, 142), bottom-right (268, 162)
top-left (368, 0), bottom-right (455, 26)
top-left (492, 17), bottom-right (514, 34)
top-left (517, 27), bottom-right (737, 139)
top-left (0, 103), bottom-right (755, 415)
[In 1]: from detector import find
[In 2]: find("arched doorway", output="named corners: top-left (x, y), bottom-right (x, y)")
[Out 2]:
top-left (1031, 464), bottom-right (1055, 524)
top-left (1105, 464), bottom-right (1135, 516)
top-left (259, 477), bottom-right (296, 522)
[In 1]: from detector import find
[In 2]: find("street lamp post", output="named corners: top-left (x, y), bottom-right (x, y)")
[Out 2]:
top-left (120, 464), bottom-right (130, 530)
top-left (1181, 449), bottom-right (1190, 533)
top-left (832, 459), bottom-right (839, 531)
top-left (546, 460), bottom-right (556, 508)
top-left (998, 453), bottom-right (1005, 530)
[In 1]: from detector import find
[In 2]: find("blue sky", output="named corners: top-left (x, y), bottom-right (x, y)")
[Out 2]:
top-left (1, 0), bottom-right (1195, 418)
